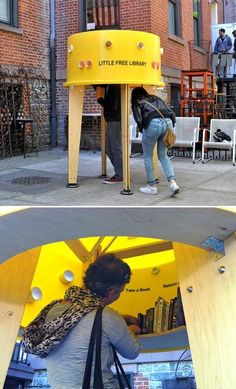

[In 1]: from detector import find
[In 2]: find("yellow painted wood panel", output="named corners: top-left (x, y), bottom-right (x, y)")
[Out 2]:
top-left (65, 239), bottom-right (90, 262)
top-left (68, 85), bottom-right (85, 185)
top-left (173, 234), bottom-right (236, 389)
top-left (0, 247), bottom-right (41, 388)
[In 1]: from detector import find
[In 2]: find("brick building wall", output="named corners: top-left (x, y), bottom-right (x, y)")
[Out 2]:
top-left (54, 0), bottom-right (223, 147)
top-left (25, 360), bottom-right (196, 389)
top-left (0, 0), bottom-right (51, 153)
top-left (0, 0), bottom-right (50, 71)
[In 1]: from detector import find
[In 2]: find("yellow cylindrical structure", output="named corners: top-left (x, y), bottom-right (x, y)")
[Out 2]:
top-left (65, 30), bottom-right (164, 86)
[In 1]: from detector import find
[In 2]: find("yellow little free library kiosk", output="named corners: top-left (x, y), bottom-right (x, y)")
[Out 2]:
top-left (0, 207), bottom-right (236, 388)
top-left (65, 30), bottom-right (164, 194)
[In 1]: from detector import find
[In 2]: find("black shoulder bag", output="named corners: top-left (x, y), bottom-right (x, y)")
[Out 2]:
top-left (82, 307), bottom-right (132, 389)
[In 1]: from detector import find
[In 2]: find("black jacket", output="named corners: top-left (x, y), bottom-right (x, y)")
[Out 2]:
top-left (132, 95), bottom-right (176, 132)
top-left (97, 85), bottom-right (121, 122)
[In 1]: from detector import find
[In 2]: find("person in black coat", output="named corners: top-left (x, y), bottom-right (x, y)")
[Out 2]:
top-left (96, 85), bottom-right (123, 184)
top-left (131, 87), bottom-right (179, 196)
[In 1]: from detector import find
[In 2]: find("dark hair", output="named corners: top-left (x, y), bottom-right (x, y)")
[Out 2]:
top-left (219, 28), bottom-right (225, 33)
top-left (131, 87), bottom-right (150, 105)
top-left (232, 30), bottom-right (236, 35)
top-left (83, 253), bottom-right (131, 297)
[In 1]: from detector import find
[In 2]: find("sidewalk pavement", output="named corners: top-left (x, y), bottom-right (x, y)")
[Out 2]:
top-left (0, 147), bottom-right (235, 206)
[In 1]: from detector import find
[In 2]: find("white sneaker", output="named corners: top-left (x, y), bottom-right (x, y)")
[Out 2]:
top-left (139, 185), bottom-right (157, 195)
top-left (169, 181), bottom-right (179, 195)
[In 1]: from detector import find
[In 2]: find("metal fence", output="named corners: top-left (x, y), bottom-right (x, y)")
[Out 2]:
top-left (0, 65), bottom-right (50, 159)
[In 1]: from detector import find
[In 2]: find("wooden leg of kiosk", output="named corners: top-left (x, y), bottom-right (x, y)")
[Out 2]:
top-left (100, 111), bottom-right (108, 177)
top-left (0, 248), bottom-right (41, 388)
top-left (173, 233), bottom-right (236, 389)
top-left (67, 85), bottom-right (85, 188)
top-left (121, 84), bottom-right (133, 195)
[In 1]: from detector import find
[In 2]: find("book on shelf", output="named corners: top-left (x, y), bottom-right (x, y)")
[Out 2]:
top-left (148, 307), bottom-right (155, 334)
top-left (176, 286), bottom-right (186, 327)
top-left (137, 288), bottom-right (186, 335)
top-left (167, 298), bottom-right (174, 330)
top-left (143, 307), bottom-right (155, 334)
top-left (138, 313), bottom-right (144, 333)
top-left (170, 296), bottom-right (178, 329)
top-left (155, 297), bottom-right (170, 333)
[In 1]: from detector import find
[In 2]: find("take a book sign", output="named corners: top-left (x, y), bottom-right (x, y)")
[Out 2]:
top-left (111, 254), bottom-right (178, 317)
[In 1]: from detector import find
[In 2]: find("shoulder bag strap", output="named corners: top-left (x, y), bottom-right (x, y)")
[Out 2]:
top-left (82, 307), bottom-right (104, 389)
top-left (94, 307), bottom-right (104, 389)
top-left (140, 100), bottom-right (170, 128)
top-left (112, 346), bottom-right (132, 389)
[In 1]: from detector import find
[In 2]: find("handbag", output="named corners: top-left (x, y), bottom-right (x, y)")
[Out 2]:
top-left (82, 307), bottom-right (132, 389)
top-left (141, 100), bottom-right (176, 148)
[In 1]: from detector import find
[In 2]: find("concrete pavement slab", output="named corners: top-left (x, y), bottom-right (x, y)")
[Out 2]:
top-left (0, 148), bottom-right (235, 206)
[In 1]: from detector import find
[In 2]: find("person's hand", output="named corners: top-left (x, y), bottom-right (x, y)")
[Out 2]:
top-left (128, 324), bottom-right (141, 336)
top-left (123, 314), bottom-right (138, 326)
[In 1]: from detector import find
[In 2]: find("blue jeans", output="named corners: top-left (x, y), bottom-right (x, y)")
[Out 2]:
top-left (142, 118), bottom-right (175, 185)
top-left (106, 121), bottom-right (123, 179)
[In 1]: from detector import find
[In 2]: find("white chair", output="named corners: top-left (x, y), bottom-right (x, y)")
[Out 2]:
top-left (129, 115), bottom-right (142, 157)
top-left (173, 117), bottom-right (201, 163)
top-left (202, 119), bottom-right (236, 165)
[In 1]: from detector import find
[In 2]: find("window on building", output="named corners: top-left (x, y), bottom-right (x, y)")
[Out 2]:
top-left (193, 0), bottom-right (202, 47)
top-left (0, 0), bottom-right (18, 26)
top-left (86, 0), bottom-right (119, 30)
top-left (168, 0), bottom-right (180, 36)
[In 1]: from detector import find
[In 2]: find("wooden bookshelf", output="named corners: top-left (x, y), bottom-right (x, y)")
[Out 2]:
top-left (138, 326), bottom-right (189, 353)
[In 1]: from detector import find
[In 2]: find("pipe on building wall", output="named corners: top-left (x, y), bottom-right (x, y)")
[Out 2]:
top-left (78, 0), bottom-right (86, 32)
top-left (50, 0), bottom-right (57, 147)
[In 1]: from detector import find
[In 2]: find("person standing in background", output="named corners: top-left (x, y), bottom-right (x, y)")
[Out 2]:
top-left (232, 30), bottom-right (236, 77)
top-left (214, 29), bottom-right (232, 77)
top-left (214, 29), bottom-right (232, 54)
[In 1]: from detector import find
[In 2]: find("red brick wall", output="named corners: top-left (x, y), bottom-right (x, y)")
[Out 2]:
top-left (134, 373), bottom-right (150, 389)
top-left (149, 0), bottom-right (213, 71)
top-left (120, 0), bottom-right (151, 32)
top-left (0, 0), bottom-right (49, 70)
top-left (55, 0), bottom-right (78, 73)
top-left (218, 1), bottom-right (224, 24)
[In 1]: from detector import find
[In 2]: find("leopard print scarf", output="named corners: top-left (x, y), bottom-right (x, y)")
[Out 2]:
top-left (22, 286), bottom-right (103, 358)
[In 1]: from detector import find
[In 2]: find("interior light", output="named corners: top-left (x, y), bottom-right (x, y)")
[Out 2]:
top-left (60, 270), bottom-right (75, 284)
top-left (28, 287), bottom-right (42, 303)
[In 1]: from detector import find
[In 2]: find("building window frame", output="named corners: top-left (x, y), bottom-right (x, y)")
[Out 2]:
top-left (86, 0), bottom-right (120, 31)
top-left (168, 0), bottom-right (181, 37)
top-left (193, 0), bottom-right (202, 48)
top-left (0, 0), bottom-right (18, 27)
